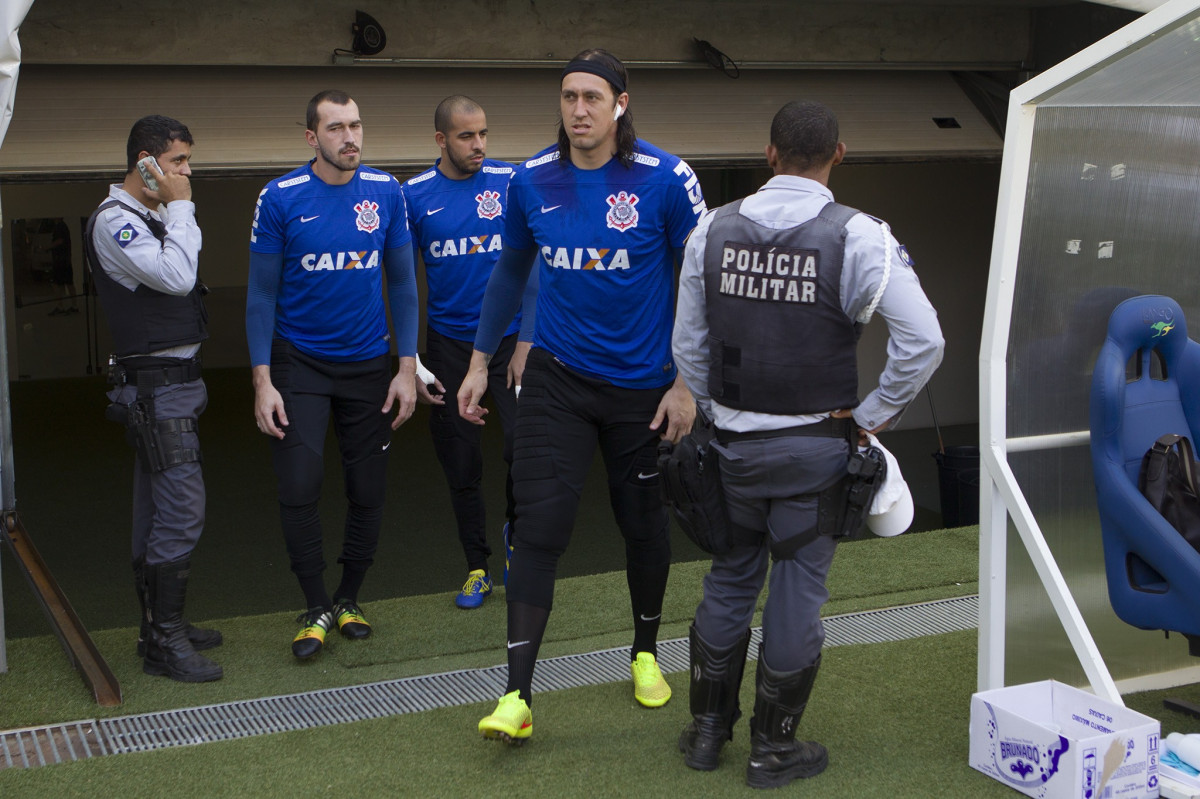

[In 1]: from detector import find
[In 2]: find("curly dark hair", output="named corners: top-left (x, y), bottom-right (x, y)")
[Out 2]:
top-left (125, 115), bottom-right (193, 174)
top-left (770, 101), bottom-right (840, 172)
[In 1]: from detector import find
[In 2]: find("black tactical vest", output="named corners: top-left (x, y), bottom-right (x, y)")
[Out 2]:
top-left (702, 199), bottom-right (860, 415)
top-left (84, 200), bottom-right (208, 358)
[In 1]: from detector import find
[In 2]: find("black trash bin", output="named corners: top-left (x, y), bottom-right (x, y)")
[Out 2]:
top-left (933, 445), bottom-right (980, 528)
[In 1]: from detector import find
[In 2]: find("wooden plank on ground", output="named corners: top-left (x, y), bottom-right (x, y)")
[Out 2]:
top-left (0, 513), bottom-right (121, 706)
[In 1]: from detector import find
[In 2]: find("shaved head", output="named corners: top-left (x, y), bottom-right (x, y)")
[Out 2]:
top-left (435, 95), bottom-right (484, 134)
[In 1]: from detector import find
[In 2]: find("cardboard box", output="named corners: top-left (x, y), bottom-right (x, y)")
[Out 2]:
top-left (1158, 763), bottom-right (1200, 799)
top-left (970, 680), bottom-right (1161, 798)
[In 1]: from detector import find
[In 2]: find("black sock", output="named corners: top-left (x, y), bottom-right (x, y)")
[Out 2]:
top-left (298, 572), bottom-right (331, 612)
top-left (628, 561), bottom-right (669, 661)
top-left (334, 562), bottom-right (369, 604)
top-left (505, 600), bottom-right (550, 705)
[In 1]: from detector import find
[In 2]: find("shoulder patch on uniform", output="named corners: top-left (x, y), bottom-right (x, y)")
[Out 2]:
top-left (359, 171), bottom-right (394, 182)
top-left (482, 165), bottom-right (514, 175)
top-left (524, 152), bottom-right (559, 169)
top-left (897, 244), bottom-right (915, 267)
top-left (405, 169), bottom-right (437, 186)
top-left (633, 152), bottom-right (661, 168)
top-left (114, 223), bottom-right (138, 248)
top-left (277, 175), bottom-right (310, 189)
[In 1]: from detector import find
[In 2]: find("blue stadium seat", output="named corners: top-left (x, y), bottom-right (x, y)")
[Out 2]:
top-left (1090, 295), bottom-right (1200, 662)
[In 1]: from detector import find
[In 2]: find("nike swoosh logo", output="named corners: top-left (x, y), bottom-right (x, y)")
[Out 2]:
top-left (639, 613), bottom-right (661, 622)
top-left (426, 207), bottom-right (445, 216)
top-left (507, 640), bottom-right (530, 649)
top-left (381, 441), bottom-right (391, 452)
top-left (541, 205), bottom-right (561, 214)
top-left (637, 471), bottom-right (658, 480)
top-left (300, 215), bottom-right (319, 223)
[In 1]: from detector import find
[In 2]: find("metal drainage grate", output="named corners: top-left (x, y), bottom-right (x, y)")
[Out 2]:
top-left (0, 722), bottom-right (108, 769)
top-left (822, 594), bottom-right (979, 648)
top-left (0, 594), bottom-right (977, 769)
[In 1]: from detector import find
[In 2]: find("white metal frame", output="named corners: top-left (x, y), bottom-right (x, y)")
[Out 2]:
top-left (978, 0), bottom-right (1200, 702)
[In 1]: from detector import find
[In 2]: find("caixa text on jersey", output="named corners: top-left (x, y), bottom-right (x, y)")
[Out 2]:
top-left (300, 250), bottom-right (381, 271)
top-left (540, 247), bottom-right (630, 271)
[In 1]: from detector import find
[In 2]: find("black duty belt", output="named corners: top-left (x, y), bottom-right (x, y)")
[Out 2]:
top-left (715, 416), bottom-right (853, 445)
top-left (109, 356), bottom-right (202, 390)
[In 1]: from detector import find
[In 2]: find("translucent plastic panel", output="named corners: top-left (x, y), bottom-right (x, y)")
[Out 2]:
top-left (1005, 105), bottom-right (1200, 685)
top-left (1045, 18), bottom-right (1200, 107)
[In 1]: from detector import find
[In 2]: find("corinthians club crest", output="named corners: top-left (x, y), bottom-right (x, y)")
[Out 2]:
top-left (354, 200), bottom-right (381, 233)
top-left (476, 190), bottom-right (502, 220)
top-left (606, 191), bottom-right (639, 232)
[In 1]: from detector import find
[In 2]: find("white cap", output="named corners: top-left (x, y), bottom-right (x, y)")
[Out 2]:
top-left (863, 433), bottom-right (914, 537)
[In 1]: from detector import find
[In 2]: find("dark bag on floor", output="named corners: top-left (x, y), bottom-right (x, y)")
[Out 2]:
top-left (658, 407), bottom-right (732, 555)
top-left (1139, 433), bottom-right (1200, 554)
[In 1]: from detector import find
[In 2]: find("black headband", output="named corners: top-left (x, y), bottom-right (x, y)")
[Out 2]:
top-left (561, 59), bottom-right (627, 94)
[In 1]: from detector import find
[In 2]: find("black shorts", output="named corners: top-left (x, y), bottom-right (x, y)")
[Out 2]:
top-left (268, 339), bottom-right (392, 506)
top-left (505, 347), bottom-right (671, 606)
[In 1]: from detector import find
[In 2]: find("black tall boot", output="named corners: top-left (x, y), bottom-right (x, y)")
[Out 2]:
top-left (134, 558), bottom-right (223, 657)
top-left (745, 647), bottom-right (827, 789)
top-left (678, 625), bottom-right (751, 771)
top-left (143, 558), bottom-right (223, 683)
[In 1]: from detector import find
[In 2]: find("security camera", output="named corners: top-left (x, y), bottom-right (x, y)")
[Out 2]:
top-left (352, 10), bottom-right (386, 56)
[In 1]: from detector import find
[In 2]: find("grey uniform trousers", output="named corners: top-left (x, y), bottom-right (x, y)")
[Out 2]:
top-left (107, 378), bottom-right (207, 566)
top-left (693, 433), bottom-right (848, 672)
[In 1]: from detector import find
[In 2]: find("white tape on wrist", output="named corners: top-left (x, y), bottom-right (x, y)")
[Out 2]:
top-left (414, 354), bottom-right (437, 386)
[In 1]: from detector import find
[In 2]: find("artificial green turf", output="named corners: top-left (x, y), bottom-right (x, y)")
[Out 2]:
top-left (0, 524), bottom-right (1027, 797)
top-left (0, 527), bottom-right (980, 731)
top-left (0, 629), bottom-right (1017, 798)
top-left (1126, 682), bottom-right (1200, 737)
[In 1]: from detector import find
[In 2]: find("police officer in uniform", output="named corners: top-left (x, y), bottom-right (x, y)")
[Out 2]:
top-left (671, 100), bottom-right (943, 788)
top-left (86, 115), bottom-right (222, 683)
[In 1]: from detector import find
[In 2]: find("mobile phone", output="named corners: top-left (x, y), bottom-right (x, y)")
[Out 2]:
top-left (136, 156), bottom-right (163, 191)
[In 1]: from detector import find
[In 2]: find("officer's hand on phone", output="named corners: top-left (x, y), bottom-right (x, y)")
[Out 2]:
top-left (138, 155), bottom-right (191, 205)
top-left (151, 166), bottom-right (192, 205)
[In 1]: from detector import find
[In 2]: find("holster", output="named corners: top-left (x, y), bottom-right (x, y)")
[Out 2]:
top-left (773, 445), bottom-right (886, 561)
top-left (104, 356), bottom-right (202, 473)
top-left (658, 407), bottom-right (733, 555)
top-left (818, 446), bottom-right (886, 538)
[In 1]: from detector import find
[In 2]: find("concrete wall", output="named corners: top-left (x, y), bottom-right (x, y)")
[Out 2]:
top-left (0, 0), bottom-right (1020, 427)
top-left (21, 1), bottom-right (1032, 69)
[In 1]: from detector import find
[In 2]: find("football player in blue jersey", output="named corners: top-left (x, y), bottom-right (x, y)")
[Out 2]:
top-left (403, 96), bottom-right (533, 610)
top-left (458, 49), bottom-right (704, 742)
top-left (246, 89), bottom-right (419, 660)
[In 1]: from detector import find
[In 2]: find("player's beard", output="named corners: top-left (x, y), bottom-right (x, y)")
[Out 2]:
top-left (446, 147), bottom-right (483, 177)
top-left (317, 141), bottom-right (361, 173)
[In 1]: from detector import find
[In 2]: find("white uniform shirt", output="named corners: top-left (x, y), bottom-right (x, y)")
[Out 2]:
top-left (672, 174), bottom-right (944, 433)
top-left (91, 184), bottom-right (203, 358)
